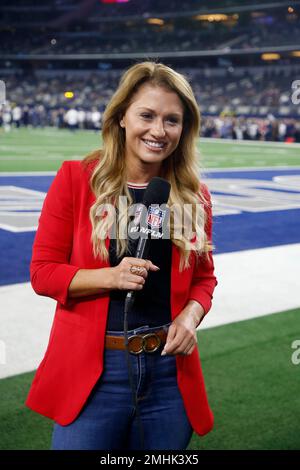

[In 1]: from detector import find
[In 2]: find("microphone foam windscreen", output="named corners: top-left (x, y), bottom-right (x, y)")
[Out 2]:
top-left (142, 177), bottom-right (171, 207)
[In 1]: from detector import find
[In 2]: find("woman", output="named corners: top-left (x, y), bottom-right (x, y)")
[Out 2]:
top-left (25, 61), bottom-right (217, 450)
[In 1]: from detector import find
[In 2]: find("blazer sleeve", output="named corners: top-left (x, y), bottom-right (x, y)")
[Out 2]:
top-left (188, 184), bottom-right (218, 315)
top-left (30, 161), bottom-right (81, 307)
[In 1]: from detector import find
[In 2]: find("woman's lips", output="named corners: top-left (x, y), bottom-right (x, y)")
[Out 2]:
top-left (141, 139), bottom-right (166, 151)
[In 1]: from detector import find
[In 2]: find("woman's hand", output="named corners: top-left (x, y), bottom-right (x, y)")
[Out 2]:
top-left (110, 257), bottom-right (160, 291)
top-left (162, 300), bottom-right (205, 356)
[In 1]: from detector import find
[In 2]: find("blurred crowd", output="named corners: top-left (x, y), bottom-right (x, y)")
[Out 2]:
top-left (2, 65), bottom-right (298, 116)
top-left (0, 27), bottom-right (238, 55)
top-left (1, 2), bottom-right (299, 143)
top-left (201, 116), bottom-right (300, 142)
top-left (1, 64), bottom-right (299, 143)
top-left (0, 104), bottom-right (102, 131)
top-left (3, 21), bottom-right (300, 56)
top-left (1, 103), bottom-right (299, 143)
top-left (1, 0), bottom-right (299, 57)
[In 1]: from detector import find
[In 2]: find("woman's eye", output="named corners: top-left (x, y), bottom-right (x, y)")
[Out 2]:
top-left (140, 114), bottom-right (180, 125)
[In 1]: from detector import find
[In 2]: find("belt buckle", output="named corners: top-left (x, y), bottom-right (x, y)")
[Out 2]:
top-left (142, 333), bottom-right (161, 353)
top-left (127, 333), bottom-right (161, 354)
top-left (128, 334), bottom-right (144, 355)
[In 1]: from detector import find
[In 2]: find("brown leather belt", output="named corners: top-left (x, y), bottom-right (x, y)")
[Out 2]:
top-left (105, 329), bottom-right (168, 355)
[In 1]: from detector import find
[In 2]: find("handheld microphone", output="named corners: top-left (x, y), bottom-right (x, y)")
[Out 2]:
top-left (124, 177), bottom-right (171, 313)
top-left (123, 177), bottom-right (170, 451)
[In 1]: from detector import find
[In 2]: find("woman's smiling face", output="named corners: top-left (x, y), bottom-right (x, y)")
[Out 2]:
top-left (121, 83), bottom-right (184, 171)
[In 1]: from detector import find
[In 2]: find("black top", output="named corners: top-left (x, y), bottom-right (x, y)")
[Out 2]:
top-left (106, 185), bottom-right (172, 331)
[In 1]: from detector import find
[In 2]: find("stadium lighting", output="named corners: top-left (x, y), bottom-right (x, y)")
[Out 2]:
top-left (194, 14), bottom-right (229, 22)
top-left (147, 18), bottom-right (164, 25)
top-left (64, 91), bottom-right (74, 99)
top-left (261, 53), bottom-right (280, 61)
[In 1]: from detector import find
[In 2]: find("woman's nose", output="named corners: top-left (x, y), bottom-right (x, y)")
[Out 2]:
top-left (151, 119), bottom-right (166, 138)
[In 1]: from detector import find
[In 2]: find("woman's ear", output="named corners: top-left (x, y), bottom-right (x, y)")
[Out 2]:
top-left (120, 119), bottom-right (125, 128)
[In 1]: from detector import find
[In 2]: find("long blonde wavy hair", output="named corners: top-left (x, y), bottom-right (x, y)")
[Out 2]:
top-left (82, 61), bottom-right (211, 272)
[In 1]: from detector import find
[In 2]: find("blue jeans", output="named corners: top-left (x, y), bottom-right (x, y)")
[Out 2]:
top-left (51, 323), bottom-right (193, 450)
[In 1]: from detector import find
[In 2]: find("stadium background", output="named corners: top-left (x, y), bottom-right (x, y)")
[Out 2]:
top-left (0, 0), bottom-right (300, 450)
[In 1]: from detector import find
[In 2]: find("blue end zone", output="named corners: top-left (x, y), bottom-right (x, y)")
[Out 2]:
top-left (210, 168), bottom-right (300, 253)
top-left (213, 209), bottom-right (300, 254)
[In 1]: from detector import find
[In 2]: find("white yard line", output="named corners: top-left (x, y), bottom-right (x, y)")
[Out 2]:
top-left (0, 156), bottom-right (83, 161)
top-left (0, 243), bottom-right (299, 379)
top-left (0, 171), bottom-right (57, 176)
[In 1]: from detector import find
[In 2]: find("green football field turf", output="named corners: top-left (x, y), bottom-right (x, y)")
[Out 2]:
top-left (0, 127), bottom-right (299, 172)
top-left (1, 308), bottom-right (299, 450)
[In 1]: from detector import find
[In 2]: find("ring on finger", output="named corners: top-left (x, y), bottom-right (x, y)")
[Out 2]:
top-left (130, 265), bottom-right (145, 275)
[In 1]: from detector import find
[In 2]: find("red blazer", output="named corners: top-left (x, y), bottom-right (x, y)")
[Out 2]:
top-left (25, 158), bottom-right (217, 436)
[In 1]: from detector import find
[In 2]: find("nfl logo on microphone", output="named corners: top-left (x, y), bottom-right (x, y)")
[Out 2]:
top-left (147, 206), bottom-right (165, 229)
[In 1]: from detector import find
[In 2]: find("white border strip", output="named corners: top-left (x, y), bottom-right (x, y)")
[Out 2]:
top-left (203, 166), bottom-right (300, 172)
top-left (0, 171), bottom-right (57, 176)
top-left (200, 137), bottom-right (300, 148)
